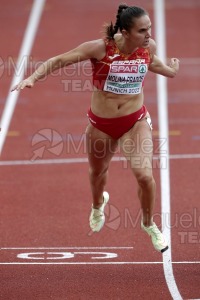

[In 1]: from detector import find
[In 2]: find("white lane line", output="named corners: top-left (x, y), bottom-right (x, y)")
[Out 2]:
top-left (0, 0), bottom-right (46, 155)
top-left (0, 153), bottom-right (199, 166)
top-left (0, 247), bottom-right (133, 250)
top-left (0, 261), bottom-right (199, 265)
top-left (154, 0), bottom-right (182, 299)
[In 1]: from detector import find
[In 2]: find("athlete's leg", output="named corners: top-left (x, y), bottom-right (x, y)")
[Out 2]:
top-left (119, 116), bottom-right (155, 227)
top-left (85, 124), bottom-right (118, 209)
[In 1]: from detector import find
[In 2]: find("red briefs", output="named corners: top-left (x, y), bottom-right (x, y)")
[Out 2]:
top-left (87, 105), bottom-right (147, 139)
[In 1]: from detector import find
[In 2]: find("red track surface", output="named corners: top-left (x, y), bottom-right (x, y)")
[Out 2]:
top-left (0, 1), bottom-right (200, 299)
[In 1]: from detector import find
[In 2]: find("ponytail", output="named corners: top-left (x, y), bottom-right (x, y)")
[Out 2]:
top-left (105, 4), bottom-right (148, 40)
top-left (105, 4), bottom-right (128, 39)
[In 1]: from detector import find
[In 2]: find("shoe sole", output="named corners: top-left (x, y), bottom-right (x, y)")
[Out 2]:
top-left (161, 245), bottom-right (169, 253)
top-left (103, 191), bottom-right (109, 205)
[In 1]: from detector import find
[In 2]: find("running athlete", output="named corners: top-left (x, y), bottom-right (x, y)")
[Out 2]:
top-left (12, 4), bottom-right (180, 253)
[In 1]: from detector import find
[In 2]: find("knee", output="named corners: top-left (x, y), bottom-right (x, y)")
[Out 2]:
top-left (136, 173), bottom-right (155, 188)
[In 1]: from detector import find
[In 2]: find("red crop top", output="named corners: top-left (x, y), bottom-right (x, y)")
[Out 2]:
top-left (90, 39), bottom-right (152, 95)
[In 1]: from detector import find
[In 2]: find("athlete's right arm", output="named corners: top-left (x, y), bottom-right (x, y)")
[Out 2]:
top-left (11, 39), bottom-right (105, 91)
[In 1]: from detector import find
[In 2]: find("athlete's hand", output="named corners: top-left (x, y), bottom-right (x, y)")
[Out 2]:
top-left (169, 58), bottom-right (180, 73)
top-left (11, 77), bottom-right (35, 92)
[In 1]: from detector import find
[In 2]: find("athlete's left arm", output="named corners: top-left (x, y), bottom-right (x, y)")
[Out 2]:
top-left (148, 39), bottom-right (180, 78)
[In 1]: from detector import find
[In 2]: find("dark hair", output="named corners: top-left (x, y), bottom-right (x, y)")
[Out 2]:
top-left (105, 4), bottom-right (148, 39)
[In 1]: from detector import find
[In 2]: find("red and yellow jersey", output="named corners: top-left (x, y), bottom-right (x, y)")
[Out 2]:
top-left (90, 38), bottom-right (152, 95)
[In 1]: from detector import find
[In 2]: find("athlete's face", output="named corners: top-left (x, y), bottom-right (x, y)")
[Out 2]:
top-left (124, 15), bottom-right (152, 48)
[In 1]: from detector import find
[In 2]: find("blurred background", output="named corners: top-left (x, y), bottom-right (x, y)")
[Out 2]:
top-left (0, 1), bottom-right (200, 299)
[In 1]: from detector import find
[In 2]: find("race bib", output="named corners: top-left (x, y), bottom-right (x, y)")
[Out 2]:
top-left (103, 60), bottom-right (148, 95)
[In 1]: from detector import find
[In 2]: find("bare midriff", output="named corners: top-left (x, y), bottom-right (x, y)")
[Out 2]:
top-left (91, 86), bottom-right (144, 118)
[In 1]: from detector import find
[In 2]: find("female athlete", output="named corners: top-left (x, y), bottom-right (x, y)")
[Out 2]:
top-left (12, 4), bottom-right (180, 252)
